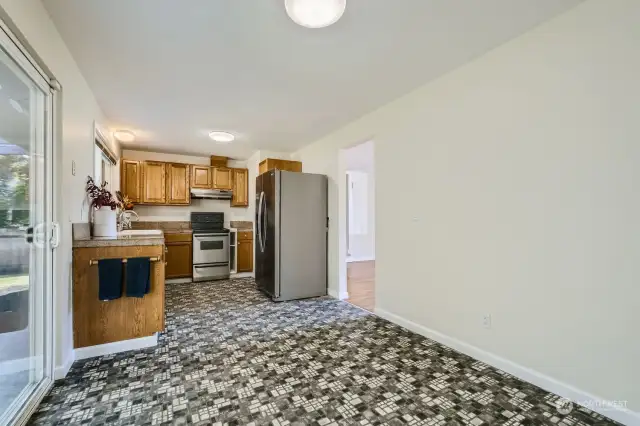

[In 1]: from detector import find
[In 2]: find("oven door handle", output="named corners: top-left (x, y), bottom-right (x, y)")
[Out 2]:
top-left (194, 233), bottom-right (229, 238)
top-left (194, 262), bottom-right (229, 269)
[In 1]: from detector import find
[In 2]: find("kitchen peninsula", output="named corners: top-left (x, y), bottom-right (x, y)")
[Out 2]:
top-left (72, 224), bottom-right (165, 359)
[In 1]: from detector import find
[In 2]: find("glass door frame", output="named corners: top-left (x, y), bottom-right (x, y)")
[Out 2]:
top-left (0, 17), bottom-right (56, 426)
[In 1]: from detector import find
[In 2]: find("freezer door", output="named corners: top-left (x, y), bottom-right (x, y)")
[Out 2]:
top-left (277, 171), bottom-right (328, 301)
top-left (255, 174), bottom-right (264, 290)
top-left (262, 170), bottom-right (278, 297)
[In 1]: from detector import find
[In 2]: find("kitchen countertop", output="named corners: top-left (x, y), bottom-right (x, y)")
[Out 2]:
top-left (229, 220), bottom-right (253, 230)
top-left (73, 232), bottom-right (165, 248)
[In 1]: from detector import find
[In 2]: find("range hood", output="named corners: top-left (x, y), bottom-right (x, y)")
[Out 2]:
top-left (190, 188), bottom-right (232, 200)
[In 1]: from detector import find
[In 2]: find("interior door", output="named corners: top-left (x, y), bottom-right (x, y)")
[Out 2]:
top-left (0, 26), bottom-right (55, 426)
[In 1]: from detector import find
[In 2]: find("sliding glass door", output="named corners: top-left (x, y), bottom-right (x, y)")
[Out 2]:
top-left (0, 24), bottom-right (54, 426)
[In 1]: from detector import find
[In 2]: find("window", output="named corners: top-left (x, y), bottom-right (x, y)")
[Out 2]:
top-left (94, 125), bottom-right (116, 187)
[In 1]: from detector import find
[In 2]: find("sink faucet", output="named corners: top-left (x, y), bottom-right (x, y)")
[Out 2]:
top-left (118, 210), bottom-right (139, 231)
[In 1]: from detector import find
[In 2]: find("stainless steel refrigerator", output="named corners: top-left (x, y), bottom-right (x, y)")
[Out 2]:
top-left (255, 170), bottom-right (328, 301)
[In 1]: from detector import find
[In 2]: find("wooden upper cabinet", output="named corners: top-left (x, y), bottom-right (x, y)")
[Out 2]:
top-left (231, 168), bottom-right (249, 207)
top-left (191, 165), bottom-right (212, 189)
top-left (258, 158), bottom-right (302, 175)
top-left (166, 163), bottom-right (190, 205)
top-left (141, 161), bottom-right (166, 204)
top-left (212, 167), bottom-right (233, 190)
top-left (120, 160), bottom-right (141, 203)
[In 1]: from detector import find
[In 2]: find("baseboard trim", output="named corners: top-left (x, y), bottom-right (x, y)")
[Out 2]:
top-left (375, 308), bottom-right (639, 426)
top-left (328, 290), bottom-right (349, 300)
top-left (346, 256), bottom-right (375, 263)
top-left (166, 278), bottom-right (192, 284)
top-left (230, 272), bottom-right (254, 279)
top-left (74, 334), bottom-right (158, 361)
top-left (53, 352), bottom-right (75, 380)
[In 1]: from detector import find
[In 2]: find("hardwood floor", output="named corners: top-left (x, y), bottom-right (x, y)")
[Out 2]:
top-left (346, 260), bottom-right (375, 312)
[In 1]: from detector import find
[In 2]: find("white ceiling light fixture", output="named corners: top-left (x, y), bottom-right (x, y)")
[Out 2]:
top-left (113, 130), bottom-right (136, 143)
top-left (285, 0), bottom-right (346, 29)
top-left (208, 131), bottom-right (235, 143)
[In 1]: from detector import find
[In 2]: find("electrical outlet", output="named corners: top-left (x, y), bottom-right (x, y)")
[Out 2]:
top-left (72, 160), bottom-right (76, 176)
top-left (482, 314), bottom-right (492, 329)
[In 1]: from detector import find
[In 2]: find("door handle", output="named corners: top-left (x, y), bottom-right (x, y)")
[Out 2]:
top-left (25, 226), bottom-right (34, 244)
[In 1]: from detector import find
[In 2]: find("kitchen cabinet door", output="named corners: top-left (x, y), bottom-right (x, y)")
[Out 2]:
top-left (212, 167), bottom-right (233, 190)
top-left (231, 168), bottom-right (248, 207)
top-left (141, 161), bottom-right (166, 204)
top-left (166, 163), bottom-right (190, 205)
top-left (191, 165), bottom-right (212, 189)
top-left (236, 239), bottom-right (254, 273)
top-left (120, 159), bottom-right (141, 203)
top-left (165, 242), bottom-right (192, 279)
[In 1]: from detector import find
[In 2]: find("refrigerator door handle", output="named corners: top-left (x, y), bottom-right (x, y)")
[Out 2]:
top-left (257, 191), bottom-right (265, 253)
top-left (262, 195), bottom-right (267, 249)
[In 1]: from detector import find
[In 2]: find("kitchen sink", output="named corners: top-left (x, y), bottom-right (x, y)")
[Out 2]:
top-left (118, 230), bottom-right (163, 237)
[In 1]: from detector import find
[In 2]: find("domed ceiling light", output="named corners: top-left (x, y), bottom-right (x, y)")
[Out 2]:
top-left (285, 0), bottom-right (346, 29)
top-left (208, 131), bottom-right (235, 143)
top-left (113, 130), bottom-right (136, 143)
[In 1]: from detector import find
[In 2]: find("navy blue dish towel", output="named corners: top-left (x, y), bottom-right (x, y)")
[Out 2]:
top-left (126, 257), bottom-right (151, 298)
top-left (98, 258), bottom-right (123, 301)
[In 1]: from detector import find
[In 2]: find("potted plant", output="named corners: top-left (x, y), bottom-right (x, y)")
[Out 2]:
top-left (86, 176), bottom-right (117, 237)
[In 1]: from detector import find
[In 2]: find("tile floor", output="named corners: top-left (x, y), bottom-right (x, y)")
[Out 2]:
top-left (29, 278), bottom-right (618, 425)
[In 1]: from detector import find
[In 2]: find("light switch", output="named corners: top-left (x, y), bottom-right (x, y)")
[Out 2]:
top-left (71, 160), bottom-right (76, 176)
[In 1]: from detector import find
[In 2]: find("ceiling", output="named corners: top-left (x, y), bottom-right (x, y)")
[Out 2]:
top-left (42, 0), bottom-right (582, 159)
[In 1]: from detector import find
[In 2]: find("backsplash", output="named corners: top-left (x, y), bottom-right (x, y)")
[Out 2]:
top-left (133, 198), bottom-right (251, 223)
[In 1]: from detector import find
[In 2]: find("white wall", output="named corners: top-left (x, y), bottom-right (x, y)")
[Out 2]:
top-left (293, 0), bottom-right (639, 419)
top-left (345, 141), bottom-right (375, 261)
top-left (0, 0), bottom-right (118, 375)
top-left (122, 149), bottom-right (252, 224)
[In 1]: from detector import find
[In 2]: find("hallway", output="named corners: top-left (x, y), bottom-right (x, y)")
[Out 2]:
top-left (346, 260), bottom-right (375, 312)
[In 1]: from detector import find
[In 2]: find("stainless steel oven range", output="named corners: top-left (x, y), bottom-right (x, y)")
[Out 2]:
top-left (191, 212), bottom-right (230, 281)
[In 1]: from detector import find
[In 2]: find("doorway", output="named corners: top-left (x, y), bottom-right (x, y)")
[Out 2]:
top-left (0, 23), bottom-right (55, 426)
top-left (343, 141), bottom-right (375, 311)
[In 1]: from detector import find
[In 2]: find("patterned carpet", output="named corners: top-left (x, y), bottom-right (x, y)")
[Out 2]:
top-left (29, 279), bottom-right (618, 425)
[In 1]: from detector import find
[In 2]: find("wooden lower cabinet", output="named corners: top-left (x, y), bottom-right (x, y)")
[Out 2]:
top-left (165, 233), bottom-right (192, 279)
top-left (236, 232), bottom-right (253, 273)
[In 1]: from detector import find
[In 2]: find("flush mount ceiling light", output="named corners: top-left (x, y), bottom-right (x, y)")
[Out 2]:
top-left (285, 0), bottom-right (346, 29)
top-left (113, 130), bottom-right (136, 143)
top-left (208, 131), bottom-right (235, 143)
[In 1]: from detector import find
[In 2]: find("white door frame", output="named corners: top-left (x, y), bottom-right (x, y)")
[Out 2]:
top-left (0, 16), bottom-right (57, 426)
